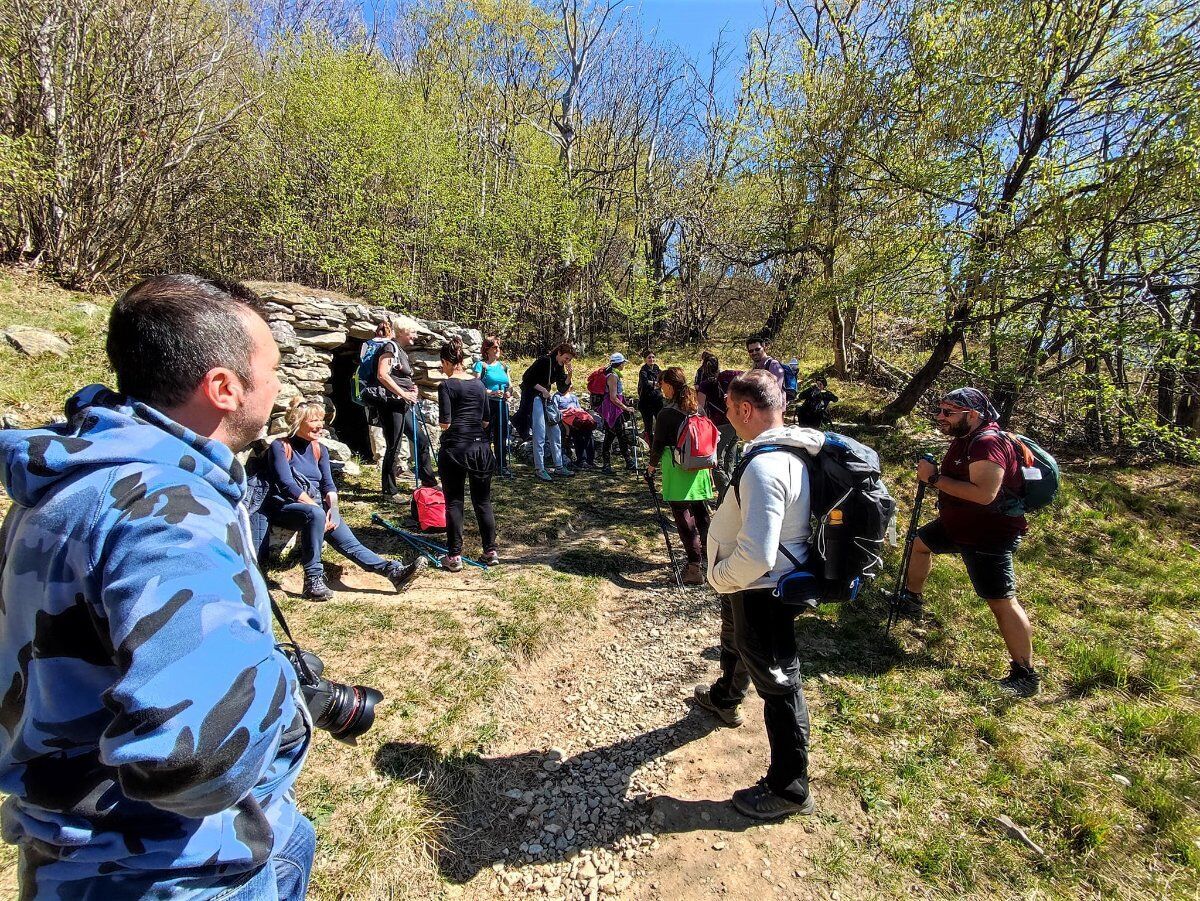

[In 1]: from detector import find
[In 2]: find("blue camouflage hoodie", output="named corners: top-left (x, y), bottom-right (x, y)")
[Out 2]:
top-left (0, 386), bottom-right (311, 899)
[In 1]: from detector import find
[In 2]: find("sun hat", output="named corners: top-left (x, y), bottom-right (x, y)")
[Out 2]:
top-left (609, 352), bottom-right (627, 366)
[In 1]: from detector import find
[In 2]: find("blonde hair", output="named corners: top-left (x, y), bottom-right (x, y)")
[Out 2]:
top-left (389, 313), bottom-right (419, 334)
top-left (284, 396), bottom-right (331, 436)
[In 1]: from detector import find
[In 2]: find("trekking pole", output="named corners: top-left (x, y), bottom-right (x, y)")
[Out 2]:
top-left (643, 470), bottom-right (684, 590)
top-left (373, 513), bottom-right (442, 568)
top-left (500, 396), bottom-right (509, 474)
top-left (885, 455), bottom-right (936, 634)
top-left (372, 514), bottom-right (489, 569)
top-left (410, 406), bottom-right (419, 489)
top-left (627, 412), bottom-right (640, 473)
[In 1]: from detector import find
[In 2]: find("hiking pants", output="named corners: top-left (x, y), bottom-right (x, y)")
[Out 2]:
top-left (572, 430), bottom-right (595, 466)
top-left (531, 395), bottom-right (564, 474)
top-left (669, 500), bottom-right (710, 564)
top-left (601, 419), bottom-right (632, 468)
top-left (714, 422), bottom-right (739, 490)
top-left (639, 395), bottom-right (664, 439)
top-left (256, 503), bottom-right (387, 578)
top-left (379, 401), bottom-right (437, 494)
top-left (438, 441), bottom-right (497, 557)
top-left (710, 588), bottom-right (811, 803)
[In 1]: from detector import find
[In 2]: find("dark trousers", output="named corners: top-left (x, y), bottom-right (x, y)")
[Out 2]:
top-left (668, 500), bottom-right (710, 563)
top-left (709, 588), bottom-right (811, 802)
top-left (251, 503), bottom-right (386, 578)
top-left (639, 396), bottom-right (663, 438)
top-left (378, 401), bottom-right (437, 495)
top-left (571, 430), bottom-right (595, 466)
top-left (438, 442), bottom-right (497, 557)
top-left (601, 420), bottom-right (632, 467)
top-left (488, 395), bottom-right (510, 472)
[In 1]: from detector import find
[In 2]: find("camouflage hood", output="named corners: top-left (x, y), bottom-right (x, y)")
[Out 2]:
top-left (0, 384), bottom-right (245, 511)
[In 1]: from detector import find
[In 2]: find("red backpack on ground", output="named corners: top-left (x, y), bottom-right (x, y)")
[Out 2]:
top-left (410, 486), bottom-right (447, 532)
top-left (673, 413), bottom-right (719, 470)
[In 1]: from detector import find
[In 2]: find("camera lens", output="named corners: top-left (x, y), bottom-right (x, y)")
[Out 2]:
top-left (312, 681), bottom-right (383, 743)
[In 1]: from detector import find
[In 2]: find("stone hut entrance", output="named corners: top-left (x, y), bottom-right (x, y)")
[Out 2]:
top-left (246, 282), bottom-right (482, 467)
top-left (329, 339), bottom-right (373, 460)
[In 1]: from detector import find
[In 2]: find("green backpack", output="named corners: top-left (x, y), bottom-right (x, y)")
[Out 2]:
top-left (973, 430), bottom-right (1061, 515)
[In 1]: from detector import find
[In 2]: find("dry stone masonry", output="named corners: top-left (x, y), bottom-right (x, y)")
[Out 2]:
top-left (247, 281), bottom-right (483, 434)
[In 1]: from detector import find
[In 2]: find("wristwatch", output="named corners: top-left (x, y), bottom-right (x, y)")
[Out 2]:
top-left (927, 470), bottom-right (941, 486)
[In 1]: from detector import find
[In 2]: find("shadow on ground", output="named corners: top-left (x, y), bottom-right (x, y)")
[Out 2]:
top-left (373, 709), bottom-right (757, 884)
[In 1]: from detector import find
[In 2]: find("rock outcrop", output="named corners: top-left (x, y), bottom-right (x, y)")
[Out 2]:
top-left (2, 326), bottom-right (71, 358)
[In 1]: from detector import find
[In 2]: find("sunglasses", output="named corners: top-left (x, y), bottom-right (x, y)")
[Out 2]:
top-left (935, 407), bottom-right (966, 417)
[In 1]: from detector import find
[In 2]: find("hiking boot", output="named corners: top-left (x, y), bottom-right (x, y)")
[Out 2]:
top-left (535, 470), bottom-right (553, 482)
top-left (440, 554), bottom-right (463, 573)
top-left (553, 467), bottom-right (577, 478)
top-left (692, 685), bottom-right (743, 727)
top-left (682, 563), bottom-right (705, 586)
top-left (302, 572), bottom-right (335, 601)
top-left (997, 661), bottom-right (1041, 698)
top-left (482, 550), bottom-right (500, 567)
top-left (600, 464), bottom-right (615, 475)
top-left (383, 558), bottom-right (425, 592)
top-left (892, 588), bottom-right (925, 620)
top-left (731, 779), bottom-right (814, 821)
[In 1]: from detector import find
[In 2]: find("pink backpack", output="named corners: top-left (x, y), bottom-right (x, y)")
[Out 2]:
top-left (673, 413), bottom-right (719, 470)
top-left (410, 487), bottom-right (447, 531)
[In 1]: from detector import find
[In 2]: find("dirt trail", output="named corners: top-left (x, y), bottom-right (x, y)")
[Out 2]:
top-left (435, 559), bottom-right (877, 901)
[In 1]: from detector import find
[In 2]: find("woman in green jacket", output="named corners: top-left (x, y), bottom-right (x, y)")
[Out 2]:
top-left (646, 366), bottom-right (715, 585)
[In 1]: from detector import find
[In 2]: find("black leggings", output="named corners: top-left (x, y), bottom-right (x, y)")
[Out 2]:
top-left (438, 441), bottom-right (497, 557)
top-left (378, 401), bottom-right (437, 494)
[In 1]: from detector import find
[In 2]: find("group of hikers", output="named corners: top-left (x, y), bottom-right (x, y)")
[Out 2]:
top-left (0, 274), bottom-right (1048, 898)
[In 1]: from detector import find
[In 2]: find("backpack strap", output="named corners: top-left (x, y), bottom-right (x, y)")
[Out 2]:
top-left (729, 444), bottom-right (809, 506)
top-left (280, 440), bottom-right (321, 463)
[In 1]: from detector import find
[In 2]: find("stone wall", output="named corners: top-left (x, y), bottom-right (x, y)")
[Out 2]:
top-left (247, 282), bottom-right (483, 432)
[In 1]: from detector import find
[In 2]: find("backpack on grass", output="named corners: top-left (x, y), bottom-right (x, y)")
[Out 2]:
top-left (673, 413), bottom-right (719, 471)
top-left (410, 486), bottom-right (447, 532)
top-left (731, 432), bottom-right (896, 606)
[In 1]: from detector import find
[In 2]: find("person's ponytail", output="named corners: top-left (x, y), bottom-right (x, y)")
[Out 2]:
top-left (440, 336), bottom-right (466, 367)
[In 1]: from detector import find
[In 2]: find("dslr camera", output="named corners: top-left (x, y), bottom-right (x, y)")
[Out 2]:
top-left (281, 645), bottom-right (382, 744)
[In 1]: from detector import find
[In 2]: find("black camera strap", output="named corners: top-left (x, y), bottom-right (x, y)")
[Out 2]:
top-left (268, 596), bottom-right (320, 684)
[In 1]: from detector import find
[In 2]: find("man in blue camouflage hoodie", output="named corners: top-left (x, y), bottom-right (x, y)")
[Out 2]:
top-left (0, 276), bottom-right (313, 899)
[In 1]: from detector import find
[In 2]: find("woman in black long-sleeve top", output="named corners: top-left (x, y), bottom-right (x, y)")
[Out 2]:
top-left (438, 337), bottom-right (499, 571)
top-left (251, 398), bottom-right (423, 600)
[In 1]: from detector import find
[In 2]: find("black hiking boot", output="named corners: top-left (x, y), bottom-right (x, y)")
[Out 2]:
top-left (302, 572), bottom-right (335, 601)
top-left (731, 779), bottom-right (814, 821)
top-left (692, 685), bottom-right (743, 727)
top-left (383, 558), bottom-right (425, 592)
top-left (997, 661), bottom-right (1041, 698)
top-left (892, 588), bottom-right (925, 620)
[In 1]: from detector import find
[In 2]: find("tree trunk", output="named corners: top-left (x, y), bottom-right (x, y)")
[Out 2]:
top-left (872, 324), bottom-right (963, 423)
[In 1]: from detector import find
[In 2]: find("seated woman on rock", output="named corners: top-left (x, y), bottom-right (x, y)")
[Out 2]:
top-left (251, 397), bottom-right (424, 600)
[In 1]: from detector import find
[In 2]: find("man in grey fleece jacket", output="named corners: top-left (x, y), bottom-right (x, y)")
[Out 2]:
top-left (695, 369), bottom-right (824, 820)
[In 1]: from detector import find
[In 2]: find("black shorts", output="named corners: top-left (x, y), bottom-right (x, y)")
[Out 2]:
top-left (916, 519), bottom-right (1021, 600)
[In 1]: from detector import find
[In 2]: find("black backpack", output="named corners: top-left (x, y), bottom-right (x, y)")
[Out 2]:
top-left (731, 433), bottom-right (897, 603)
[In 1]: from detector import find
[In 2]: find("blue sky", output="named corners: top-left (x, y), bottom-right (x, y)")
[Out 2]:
top-left (633, 0), bottom-right (767, 60)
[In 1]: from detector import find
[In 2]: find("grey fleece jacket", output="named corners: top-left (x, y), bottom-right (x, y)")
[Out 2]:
top-left (706, 426), bottom-right (824, 594)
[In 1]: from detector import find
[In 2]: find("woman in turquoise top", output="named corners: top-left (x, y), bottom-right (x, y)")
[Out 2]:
top-left (473, 335), bottom-right (513, 475)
